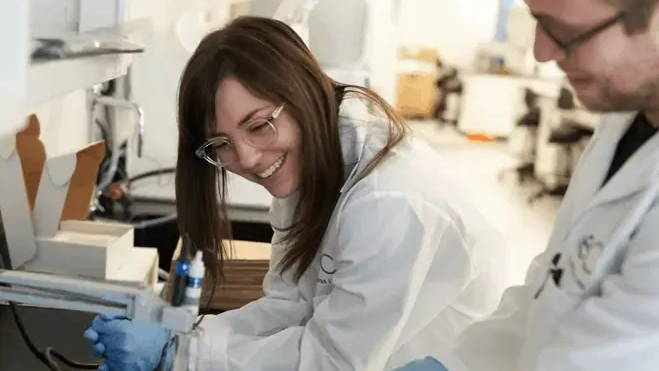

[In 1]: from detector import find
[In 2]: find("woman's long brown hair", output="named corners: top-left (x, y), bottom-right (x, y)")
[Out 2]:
top-left (176, 16), bottom-right (407, 284)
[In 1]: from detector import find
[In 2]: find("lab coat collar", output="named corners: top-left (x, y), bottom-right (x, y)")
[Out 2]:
top-left (270, 99), bottom-right (380, 223)
top-left (577, 111), bottom-right (659, 212)
top-left (336, 98), bottom-right (387, 194)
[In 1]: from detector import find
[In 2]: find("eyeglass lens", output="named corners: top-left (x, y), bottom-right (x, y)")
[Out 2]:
top-left (205, 119), bottom-right (277, 166)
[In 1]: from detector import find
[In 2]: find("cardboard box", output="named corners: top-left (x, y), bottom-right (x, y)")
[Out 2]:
top-left (0, 115), bottom-right (157, 286)
top-left (62, 139), bottom-right (106, 220)
top-left (16, 115), bottom-right (46, 210)
top-left (395, 72), bottom-right (438, 118)
top-left (398, 46), bottom-right (439, 65)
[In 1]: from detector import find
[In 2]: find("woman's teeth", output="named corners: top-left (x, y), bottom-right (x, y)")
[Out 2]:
top-left (257, 154), bottom-right (285, 179)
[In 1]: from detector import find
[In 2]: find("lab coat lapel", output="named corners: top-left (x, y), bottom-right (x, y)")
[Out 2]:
top-left (338, 122), bottom-right (368, 194)
top-left (337, 99), bottom-right (379, 194)
top-left (588, 113), bottom-right (659, 208)
top-left (556, 113), bottom-right (635, 231)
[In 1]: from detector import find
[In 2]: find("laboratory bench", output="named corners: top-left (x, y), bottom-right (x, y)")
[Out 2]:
top-left (129, 196), bottom-right (273, 272)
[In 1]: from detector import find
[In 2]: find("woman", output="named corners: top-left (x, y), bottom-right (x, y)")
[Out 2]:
top-left (84, 16), bottom-right (504, 371)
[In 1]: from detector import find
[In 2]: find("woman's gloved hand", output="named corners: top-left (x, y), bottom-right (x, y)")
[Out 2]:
top-left (83, 314), bottom-right (173, 371)
top-left (394, 357), bottom-right (448, 371)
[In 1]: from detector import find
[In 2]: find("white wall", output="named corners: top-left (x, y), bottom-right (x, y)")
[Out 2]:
top-left (365, 0), bottom-right (398, 105)
top-left (125, 0), bottom-right (228, 176)
top-left (397, 0), bottom-right (499, 69)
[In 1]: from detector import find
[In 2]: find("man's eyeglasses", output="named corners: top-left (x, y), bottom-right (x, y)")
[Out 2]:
top-left (195, 104), bottom-right (285, 168)
top-left (534, 11), bottom-right (627, 55)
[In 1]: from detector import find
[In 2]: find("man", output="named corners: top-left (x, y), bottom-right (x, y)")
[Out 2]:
top-left (398, 0), bottom-right (659, 370)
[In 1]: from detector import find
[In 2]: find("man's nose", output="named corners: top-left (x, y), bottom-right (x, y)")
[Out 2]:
top-left (533, 25), bottom-right (567, 63)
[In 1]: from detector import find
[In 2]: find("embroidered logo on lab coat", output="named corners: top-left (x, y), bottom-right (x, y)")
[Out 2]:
top-left (535, 234), bottom-right (605, 298)
top-left (318, 254), bottom-right (336, 285)
top-left (568, 234), bottom-right (605, 291)
top-left (535, 253), bottom-right (563, 298)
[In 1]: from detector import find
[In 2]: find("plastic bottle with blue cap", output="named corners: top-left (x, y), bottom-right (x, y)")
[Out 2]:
top-left (183, 250), bottom-right (205, 315)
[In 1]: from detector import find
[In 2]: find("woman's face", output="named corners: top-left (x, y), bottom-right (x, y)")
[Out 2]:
top-left (213, 77), bottom-right (302, 198)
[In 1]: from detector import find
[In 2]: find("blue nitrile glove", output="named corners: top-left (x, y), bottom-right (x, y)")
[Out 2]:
top-left (394, 357), bottom-right (448, 371)
top-left (83, 314), bottom-right (173, 371)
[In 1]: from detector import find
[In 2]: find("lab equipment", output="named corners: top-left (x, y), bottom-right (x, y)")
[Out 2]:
top-left (183, 250), bottom-right (205, 315)
top-left (0, 268), bottom-right (199, 371)
top-left (31, 35), bottom-right (144, 60)
top-left (172, 234), bottom-right (192, 306)
top-left (90, 90), bottom-right (146, 179)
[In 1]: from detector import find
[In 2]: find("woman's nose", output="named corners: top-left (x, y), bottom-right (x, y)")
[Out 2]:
top-left (233, 139), bottom-right (262, 170)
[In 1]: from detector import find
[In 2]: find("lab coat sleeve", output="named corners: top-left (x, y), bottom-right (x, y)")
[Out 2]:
top-left (195, 190), bottom-right (473, 371)
top-left (192, 227), bottom-right (314, 368)
top-left (439, 250), bottom-right (552, 371)
top-left (533, 201), bottom-right (659, 371)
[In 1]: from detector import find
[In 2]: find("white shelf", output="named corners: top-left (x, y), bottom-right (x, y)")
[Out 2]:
top-left (0, 53), bottom-right (134, 135)
top-left (29, 54), bottom-right (133, 110)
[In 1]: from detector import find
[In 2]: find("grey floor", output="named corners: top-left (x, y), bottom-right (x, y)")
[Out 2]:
top-left (411, 121), bottom-right (560, 286)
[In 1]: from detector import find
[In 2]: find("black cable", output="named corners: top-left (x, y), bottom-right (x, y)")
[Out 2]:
top-left (47, 348), bottom-right (98, 369)
top-left (8, 302), bottom-right (63, 371)
top-left (95, 118), bottom-right (113, 184)
top-left (1, 227), bottom-right (100, 370)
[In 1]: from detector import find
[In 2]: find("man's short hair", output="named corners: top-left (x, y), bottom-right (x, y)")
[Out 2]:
top-left (607, 0), bottom-right (659, 33)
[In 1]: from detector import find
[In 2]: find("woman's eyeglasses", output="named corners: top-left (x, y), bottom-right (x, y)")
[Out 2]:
top-left (195, 104), bottom-right (285, 168)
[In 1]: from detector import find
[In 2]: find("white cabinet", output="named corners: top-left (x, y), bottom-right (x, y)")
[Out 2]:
top-left (0, 0), bottom-right (135, 137)
top-left (459, 73), bottom-right (561, 137)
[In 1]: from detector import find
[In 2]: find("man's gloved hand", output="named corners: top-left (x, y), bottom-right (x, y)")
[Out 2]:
top-left (394, 357), bottom-right (448, 371)
top-left (83, 314), bottom-right (173, 371)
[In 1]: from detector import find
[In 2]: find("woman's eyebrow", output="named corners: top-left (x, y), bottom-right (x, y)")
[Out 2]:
top-left (237, 105), bottom-right (271, 127)
top-left (210, 105), bottom-right (271, 136)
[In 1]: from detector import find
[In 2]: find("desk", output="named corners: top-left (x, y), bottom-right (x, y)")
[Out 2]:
top-left (0, 305), bottom-right (98, 371)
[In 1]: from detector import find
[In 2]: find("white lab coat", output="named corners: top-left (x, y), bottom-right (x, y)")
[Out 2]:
top-left (195, 99), bottom-right (505, 371)
top-left (442, 112), bottom-right (659, 371)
